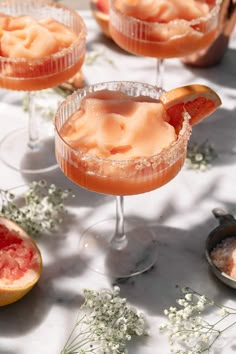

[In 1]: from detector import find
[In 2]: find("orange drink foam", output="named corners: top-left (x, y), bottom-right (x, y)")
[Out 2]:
top-left (0, 11), bottom-right (86, 90)
top-left (110, 0), bottom-right (220, 58)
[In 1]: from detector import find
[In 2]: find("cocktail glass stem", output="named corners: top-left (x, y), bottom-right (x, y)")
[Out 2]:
top-left (27, 91), bottom-right (40, 151)
top-left (111, 196), bottom-right (128, 250)
top-left (156, 58), bottom-right (165, 88)
top-left (0, 89), bottom-right (58, 173)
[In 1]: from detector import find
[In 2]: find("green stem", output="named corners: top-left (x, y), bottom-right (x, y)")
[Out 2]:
top-left (62, 314), bottom-right (87, 350)
top-left (64, 331), bottom-right (94, 352)
top-left (66, 338), bottom-right (94, 353)
top-left (182, 287), bottom-right (236, 313)
top-left (220, 306), bottom-right (236, 313)
top-left (210, 313), bottom-right (230, 328)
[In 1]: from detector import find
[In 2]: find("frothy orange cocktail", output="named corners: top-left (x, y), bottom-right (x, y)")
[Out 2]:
top-left (110, 0), bottom-right (220, 58)
top-left (55, 83), bottom-right (191, 196)
top-left (0, 10), bottom-right (86, 90)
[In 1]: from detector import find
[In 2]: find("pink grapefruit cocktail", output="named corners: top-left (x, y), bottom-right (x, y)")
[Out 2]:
top-left (55, 82), bottom-right (191, 196)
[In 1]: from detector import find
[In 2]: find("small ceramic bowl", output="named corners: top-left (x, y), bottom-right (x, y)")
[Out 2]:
top-left (205, 208), bottom-right (236, 289)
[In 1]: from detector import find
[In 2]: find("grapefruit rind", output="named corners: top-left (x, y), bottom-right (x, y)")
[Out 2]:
top-left (160, 84), bottom-right (222, 126)
top-left (0, 217), bottom-right (42, 306)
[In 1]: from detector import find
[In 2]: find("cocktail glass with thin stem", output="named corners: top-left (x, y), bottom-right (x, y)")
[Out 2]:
top-left (54, 81), bottom-right (192, 278)
top-left (0, 0), bottom-right (86, 174)
top-left (109, 0), bottom-right (221, 88)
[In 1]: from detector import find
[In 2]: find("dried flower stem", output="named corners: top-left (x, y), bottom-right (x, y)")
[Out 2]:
top-left (160, 286), bottom-right (236, 354)
top-left (61, 287), bottom-right (148, 354)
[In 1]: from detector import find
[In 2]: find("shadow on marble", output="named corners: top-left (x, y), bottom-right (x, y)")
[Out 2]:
top-left (40, 248), bottom-right (90, 282)
top-left (190, 106), bottom-right (236, 167)
top-left (0, 349), bottom-right (17, 354)
top-left (0, 256), bottom-right (85, 337)
top-left (0, 284), bottom-right (50, 336)
top-left (108, 200), bottom-right (235, 318)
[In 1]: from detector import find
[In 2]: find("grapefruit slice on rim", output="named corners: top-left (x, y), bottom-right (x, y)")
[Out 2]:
top-left (160, 84), bottom-right (222, 128)
top-left (96, 0), bottom-right (109, 14)
top-left (0, 217), bottom-right (42, 306)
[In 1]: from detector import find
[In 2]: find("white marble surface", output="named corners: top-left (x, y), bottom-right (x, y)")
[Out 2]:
top-left (0, 10), bottom-right (236, 354)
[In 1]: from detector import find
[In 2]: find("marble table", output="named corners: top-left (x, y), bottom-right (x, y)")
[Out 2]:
top-left (0, 10), bottom-right (236, 354)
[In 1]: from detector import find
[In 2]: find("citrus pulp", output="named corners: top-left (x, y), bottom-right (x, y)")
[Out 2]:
top-left (0, 217), bottom-right (42, 306)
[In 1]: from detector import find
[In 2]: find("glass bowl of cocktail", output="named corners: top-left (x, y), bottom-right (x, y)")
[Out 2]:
top-left (0, 0), bottom-right (86, 173)
top-left (54, 81), bottom-right (221, 278)
top-left (109, 0), bottom-right (221, 88)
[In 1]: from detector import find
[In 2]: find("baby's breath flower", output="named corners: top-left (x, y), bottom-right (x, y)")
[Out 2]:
top-left (186, 141), bottom-right (217, 171)
top-left (61, 287), bottom-right (148, 354)
top-left (0, 180), bottom-right (72, 237)
top-left (185, 294), bottom-right (192, 302)
top-left (160, 286), bottom-right (236, 353)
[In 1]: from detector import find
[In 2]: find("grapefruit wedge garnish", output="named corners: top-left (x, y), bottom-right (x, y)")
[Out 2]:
top-left (92, 0), bottom-right (110, 37)
top-left (0, 217), bottom-right (42, 306)
top-left (160, 84), bottom-right (222, 129)
top-left (96, 0), bottom-right (109, 14)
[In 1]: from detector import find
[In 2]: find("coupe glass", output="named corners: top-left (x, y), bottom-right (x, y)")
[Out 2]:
top-left (109, 0), bottom-right (221, 88)
top-left (0, 0), bottom-right (86, 174)
top-left (54, 81), bottom-right (192, 278)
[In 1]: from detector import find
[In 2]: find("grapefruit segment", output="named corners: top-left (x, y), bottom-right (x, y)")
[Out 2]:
top-left (160, 84), bottom-right (222, 127)
top-left (0, 217), bottom-right (42, 306)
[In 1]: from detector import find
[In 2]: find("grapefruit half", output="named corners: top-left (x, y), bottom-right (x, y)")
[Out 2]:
top-left (160, 84), bottom-right (222, 128)
top-left (0, 217), bottom-right (42, 306)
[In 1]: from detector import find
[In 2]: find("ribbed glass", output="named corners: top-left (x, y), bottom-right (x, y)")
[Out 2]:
top-left (109, 0), bottom-right (221, 58)
top-left (55, 81), bottom-right (192, 196)
top-left (0, 0), bottom-right (86, 90)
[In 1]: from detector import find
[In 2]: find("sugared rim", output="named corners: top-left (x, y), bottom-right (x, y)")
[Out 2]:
top-left (0, 0), bottom-right (87, 65)
top-left (54, 80), bottom-right (192, 165)
top-left (110, 0), bottom-right (222, 27)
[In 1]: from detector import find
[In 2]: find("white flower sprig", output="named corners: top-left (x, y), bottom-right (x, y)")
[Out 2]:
top-left (0, 180), bottom-right (72, 237)
top-left (61, 286), bottom-right (148, 354)
top-left (186, 141), bottom-right (217, 171)
top-left (160, 286), bottom-right (236, 354)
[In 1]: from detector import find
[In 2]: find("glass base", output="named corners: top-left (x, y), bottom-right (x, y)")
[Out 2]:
top-left (79, 218), bottom-right (158, 278)
top-left (0, 127), bottom-right (58, 174)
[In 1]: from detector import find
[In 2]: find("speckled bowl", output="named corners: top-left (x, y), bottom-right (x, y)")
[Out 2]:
top-left (205, 208), bottom-right (236, 289)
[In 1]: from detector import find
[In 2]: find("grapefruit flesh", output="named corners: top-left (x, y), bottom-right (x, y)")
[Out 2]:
top-left (0, 217), bottom-right (42, 306)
